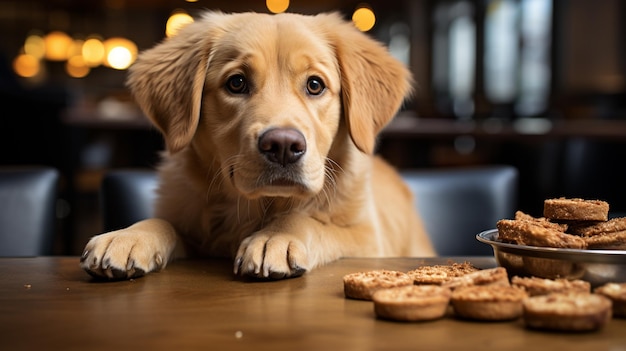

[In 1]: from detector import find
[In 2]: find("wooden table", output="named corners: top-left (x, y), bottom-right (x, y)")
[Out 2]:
top-left (1, 257), bottom-right (625, 350)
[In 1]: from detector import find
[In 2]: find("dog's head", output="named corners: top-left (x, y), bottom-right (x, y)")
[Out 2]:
top-left (127, 11), bottom-right (412, 199)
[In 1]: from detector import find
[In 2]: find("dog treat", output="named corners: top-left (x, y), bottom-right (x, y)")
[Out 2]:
top-left (543, 198), bottom-right (609, 222)
top-left (442, 267), bottom-right (510, 290)
top-left (583, 230), bottom-right (626, 249)
top-left (567, 217), bottom-right (626, 237)
top-left (450, 285), bottom-right (528, 321)
top-left (594, 283), bottom-right (626, 318)
top-left (407, 262), bottom-right (479, 285)
top-left (511, 276), bottom-right (590, 296)
top-left (515, 210), bottom-right (568, 232)
top-left (343, 270), bottom-right (413, 300)
top-left (523, 292), bottom-right (612, 332)
top-left (372, 285), bottom-right (451, 322)
top-left (496, 219), bottom-right (587, 249)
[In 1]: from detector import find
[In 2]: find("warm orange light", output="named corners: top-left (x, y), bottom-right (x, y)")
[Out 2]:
top-left (352, 7), bottom-right (376, 32)
top-left (82, 37), bottom-right (105, 67)
top-left (103, 37), bottom-right (137, 70)
top-left (66, 56), bottom-right (90, 78)
top-left (44, 31), bottom-right (73, 61)
top-left (13, 54), bottom-right (41, 78)
top-left (166, 11), bottom-right (194, 37)
top-left (266, 0), bottom-right (289, 14)
top-left (24, 34), bottom-right (46, 60)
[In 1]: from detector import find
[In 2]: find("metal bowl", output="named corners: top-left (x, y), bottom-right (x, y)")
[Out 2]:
top-left (476, 229), bottom-right (626, 287)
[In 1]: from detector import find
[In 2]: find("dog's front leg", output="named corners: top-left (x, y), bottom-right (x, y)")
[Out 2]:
top-left (234, 214), bottom-right (358, 279)
top-left (80, 218), bottom-right (178, 279)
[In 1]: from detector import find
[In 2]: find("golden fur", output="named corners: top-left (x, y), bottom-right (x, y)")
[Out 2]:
top-left (80, 11), bottom-right (434, 280)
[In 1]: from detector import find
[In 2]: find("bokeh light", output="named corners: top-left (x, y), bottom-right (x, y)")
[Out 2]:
top-left (82, 37), bottom-right (105, 67)
top-left (103, 37), bottom-right (137, 70)
top-left (13, 53), bottom-right (41, 78)
top-left (166, 11), bottom-right (194, 37)
top-left (24, 34), bottom-right (45, 60)
top-left (352, 7), bottom-right (376, 32)
top-left (66, 55), bottom-right (90, 78)
top-left (44, 31), bottom-right (73, 61)
top-left (266, 0), bottom-right (289, 14)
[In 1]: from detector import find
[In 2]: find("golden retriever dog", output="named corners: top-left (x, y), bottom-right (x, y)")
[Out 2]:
top-left (80, 11), bottom-right (434, 280)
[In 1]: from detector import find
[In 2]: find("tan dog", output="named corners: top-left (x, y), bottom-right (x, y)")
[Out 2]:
top-left (80, 11), bottom-right (434, 280)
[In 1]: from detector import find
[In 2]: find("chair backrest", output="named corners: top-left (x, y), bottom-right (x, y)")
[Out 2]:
top-left (101, 169), bottom-right (158, 232)
top-left (0, 167), bottom-right (59, 256)
top-left (100, 166), bottom-right (518, 257)
top-left (401, 165), bottom-right (518, 256)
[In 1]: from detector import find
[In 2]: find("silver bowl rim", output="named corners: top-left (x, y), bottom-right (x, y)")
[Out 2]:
top-left (476, 229), bottom-right (626, 263)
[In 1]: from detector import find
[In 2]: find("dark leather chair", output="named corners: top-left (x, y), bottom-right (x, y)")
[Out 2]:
top-left (101, 169), bottom-right (159, 232)
top-left (100, 166), bottom-right (518, 256)
top-left (0, 167), bottom-right (59, 256)
top-left (401, 165), bottom-right (518, 256)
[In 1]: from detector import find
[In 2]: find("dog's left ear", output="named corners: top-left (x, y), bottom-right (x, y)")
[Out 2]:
top-left (126, 12), bottom-right (228, 153)
top-left (323, 13), bottom-right (413, 154)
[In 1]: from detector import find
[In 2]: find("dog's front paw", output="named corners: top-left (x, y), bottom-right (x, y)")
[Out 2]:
top-left (80, 220), bottom-right (176, 280)
top-left (234, 233), bottom-right (309, 279)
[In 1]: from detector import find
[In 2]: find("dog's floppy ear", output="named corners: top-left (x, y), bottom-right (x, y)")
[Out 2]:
top-left (127, 12), bottom-right (226, 153)
top-left (324, 14), bottom-right (413, 154)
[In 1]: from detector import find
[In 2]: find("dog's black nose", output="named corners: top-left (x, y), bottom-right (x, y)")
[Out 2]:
top-left (258, 128), bottom-right (306, 166)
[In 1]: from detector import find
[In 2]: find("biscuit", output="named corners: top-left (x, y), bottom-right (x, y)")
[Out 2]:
top-left (496, 219), bottom-right (587, 249)
top-left (442, 267), bottom-right (510, 290)
top-left (594, 283), bottom-right (626, 318)
top-left (583, 230), bottom-right (626, 249)
top-left (450, 285), bottom-right (528, 321)
top-left (372, 285), bottom-right (451, 322)
top-left (523, 292), bottom-right (612, 332)
top-left (511, 276), bottom-right (590, 296)
top-left (543, 198), bottom-right (609, 222)
top-left (407, 262), bottom-right (479, 285)
top-left (343, 270), bottom-right (413, 300)
top-left (515, 210), bottom-right (568, 232)
top-left (567, 217), bottom-right (626, 237)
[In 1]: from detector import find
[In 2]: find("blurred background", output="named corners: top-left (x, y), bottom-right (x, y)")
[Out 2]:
top-left (1, 0), bottom-right (624, 255)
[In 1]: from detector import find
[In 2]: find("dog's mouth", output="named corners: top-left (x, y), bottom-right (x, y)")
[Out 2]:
top-left (267, 177), bottom-right (299, 187)
top-left (229, 165), bottom-right (309, 198)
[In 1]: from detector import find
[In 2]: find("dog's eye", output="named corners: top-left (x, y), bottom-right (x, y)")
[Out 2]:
top-left (226, 74), bottom-right (248, 94)
top-left (306, 76), bottom-right (325, 95)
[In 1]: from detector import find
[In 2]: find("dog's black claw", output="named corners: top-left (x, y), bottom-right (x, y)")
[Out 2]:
top-left (84, 269), bottom-right (102, 279)
top-left (131, 268), bottom-right (146, 278)
top-left (291, 266), bottom-right (306, 277)
top-left (110, 268), bottom-right (128, 280)
top-left (268, 271), bottom-right (287, 280)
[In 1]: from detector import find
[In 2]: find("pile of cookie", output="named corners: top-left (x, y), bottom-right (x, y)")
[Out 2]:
top-left (343, 263), bottom-right (625, 332)
top-left (497, 197), bottom-right (626, 249)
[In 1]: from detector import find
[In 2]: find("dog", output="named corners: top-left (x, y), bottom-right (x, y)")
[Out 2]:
top-left (80, 11), bottom-right (435, 280)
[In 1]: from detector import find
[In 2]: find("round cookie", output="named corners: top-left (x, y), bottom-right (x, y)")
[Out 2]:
top-left (511, 276), bottom-right (590, 296)
top-left (497, 219), bottom-right (587, 249)
top-left (543, 198), bottom-right (609, 222)
top-left (372, 285), bottom-right (451, 322)
top-left (523, 292), bottom-right (612, 332)
top-left (443, 267), bottom-right (510, 290)
top-left (343, 270), bottom-right (413, 300)
top-left (594, 283), bottom-right (626, 318)
top-left (407, 262), bottom-right (478, 285)
top-left (450, 285), bottom-right (528, 321)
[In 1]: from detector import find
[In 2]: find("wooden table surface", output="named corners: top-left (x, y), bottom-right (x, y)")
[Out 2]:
top-left (1, 256), bottom-right (625, 350)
